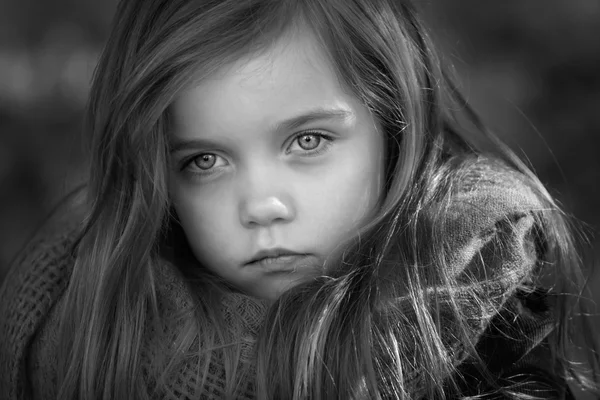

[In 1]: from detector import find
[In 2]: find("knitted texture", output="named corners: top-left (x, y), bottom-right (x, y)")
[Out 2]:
top-left (0, 158), bottom-right (568, 399)
top-left (0, 198), bottom-right (83, 400)
top-left (137, 265), bottom-right (268, 400)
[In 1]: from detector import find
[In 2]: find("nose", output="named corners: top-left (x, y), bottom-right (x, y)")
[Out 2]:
top-left (240, 195), bottom-right (295, 228)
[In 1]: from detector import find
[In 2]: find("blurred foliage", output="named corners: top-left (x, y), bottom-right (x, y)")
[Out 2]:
top-left (0, 0), bottom-right (598, 293)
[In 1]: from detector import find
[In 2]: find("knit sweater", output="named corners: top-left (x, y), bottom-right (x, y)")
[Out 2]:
top-left (0, 158), bottom-right (575, 399)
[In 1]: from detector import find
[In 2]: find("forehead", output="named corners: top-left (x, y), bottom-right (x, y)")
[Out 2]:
top-left (170, 28), bottom-right (357, 136)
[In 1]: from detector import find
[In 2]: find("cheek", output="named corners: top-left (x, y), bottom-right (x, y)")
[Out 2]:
top-left (332, 158), bottom-right (381, 223)
top-left (336, 131), bottom-right (384, 217)
top-left (170, 183), bottom-right (233, 254)
top-left (300, 139), bottom-right (384, 238)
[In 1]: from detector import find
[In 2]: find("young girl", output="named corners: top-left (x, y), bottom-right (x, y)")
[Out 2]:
top-left (1, 0), bottom-right (598, 398)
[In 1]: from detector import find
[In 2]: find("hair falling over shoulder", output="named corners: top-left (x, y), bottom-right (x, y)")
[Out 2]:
top-left (54, 0), bottom-right (599, 398)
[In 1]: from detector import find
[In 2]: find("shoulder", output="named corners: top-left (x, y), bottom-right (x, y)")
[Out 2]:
top-left (435, 159), bottom-right (569, 398)
top-left (427, 156), bottom-right (549, 282)
top-left (432, 156), bottom-right (547, 238)
top-left (0, 188), bottom-right (86, 398)
top-left (446, 156), bottom-right (545, 225)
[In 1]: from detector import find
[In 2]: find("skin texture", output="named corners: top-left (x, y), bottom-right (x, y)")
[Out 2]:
top-left (168, 28), bottom-right (384, 300)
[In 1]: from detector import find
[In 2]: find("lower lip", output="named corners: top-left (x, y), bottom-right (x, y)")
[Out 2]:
top-left (247, 255), bottom-right (314, 273)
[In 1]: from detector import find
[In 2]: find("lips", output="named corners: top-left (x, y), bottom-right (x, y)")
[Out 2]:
top-left (246, 248), bottom-right (302, 264)
top-left (248, 255), bottom-right (314, 273)
top-left (244, 248), bottom-right (314, 273)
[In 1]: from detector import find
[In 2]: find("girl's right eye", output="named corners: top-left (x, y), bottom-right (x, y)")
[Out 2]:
top-left (181, 153), bottom-right (228, 176)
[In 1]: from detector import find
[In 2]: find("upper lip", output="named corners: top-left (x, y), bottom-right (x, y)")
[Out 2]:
top-left (245, 248), bottom-right (304, 265)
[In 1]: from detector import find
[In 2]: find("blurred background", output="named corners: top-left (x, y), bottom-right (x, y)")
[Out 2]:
top-left (0, 0), bottom-right (598, 388)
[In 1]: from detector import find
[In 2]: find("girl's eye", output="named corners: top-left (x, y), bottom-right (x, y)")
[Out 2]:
top-left (181, 152), bottom-right (228, 175)
top-left (287, 132), bottom-right (333, 155)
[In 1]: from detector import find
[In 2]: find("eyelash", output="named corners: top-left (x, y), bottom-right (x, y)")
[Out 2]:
top-left (180, 130), bottom-right (334, 177)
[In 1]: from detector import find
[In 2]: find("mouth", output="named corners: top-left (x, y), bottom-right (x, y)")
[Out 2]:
top-left (244, 248), bottom-right (313, 273)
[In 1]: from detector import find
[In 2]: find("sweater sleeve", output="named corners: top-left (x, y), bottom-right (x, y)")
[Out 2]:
top-left (0, 225), bottom-right (79, 400)
top-left (380, 159), bottom-right (554, 397)
top-left (0, 191), bottom-right (85, 400)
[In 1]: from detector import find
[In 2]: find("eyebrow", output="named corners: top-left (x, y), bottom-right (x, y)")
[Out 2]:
top-left (169, 107), bottom-right (354, 154)
top-left (273, 107), bottom-right (354, 132)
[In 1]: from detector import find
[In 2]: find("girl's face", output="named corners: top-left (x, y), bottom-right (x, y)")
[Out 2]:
top-left (169, 28), bottom-right (384, 300)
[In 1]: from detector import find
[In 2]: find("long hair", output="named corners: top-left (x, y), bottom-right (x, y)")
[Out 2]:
top-left (55, 0), bottom-right (599, 398)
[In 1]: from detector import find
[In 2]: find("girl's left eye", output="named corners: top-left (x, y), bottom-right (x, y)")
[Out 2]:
top-left (286, 132), bottom-right (333, 155)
